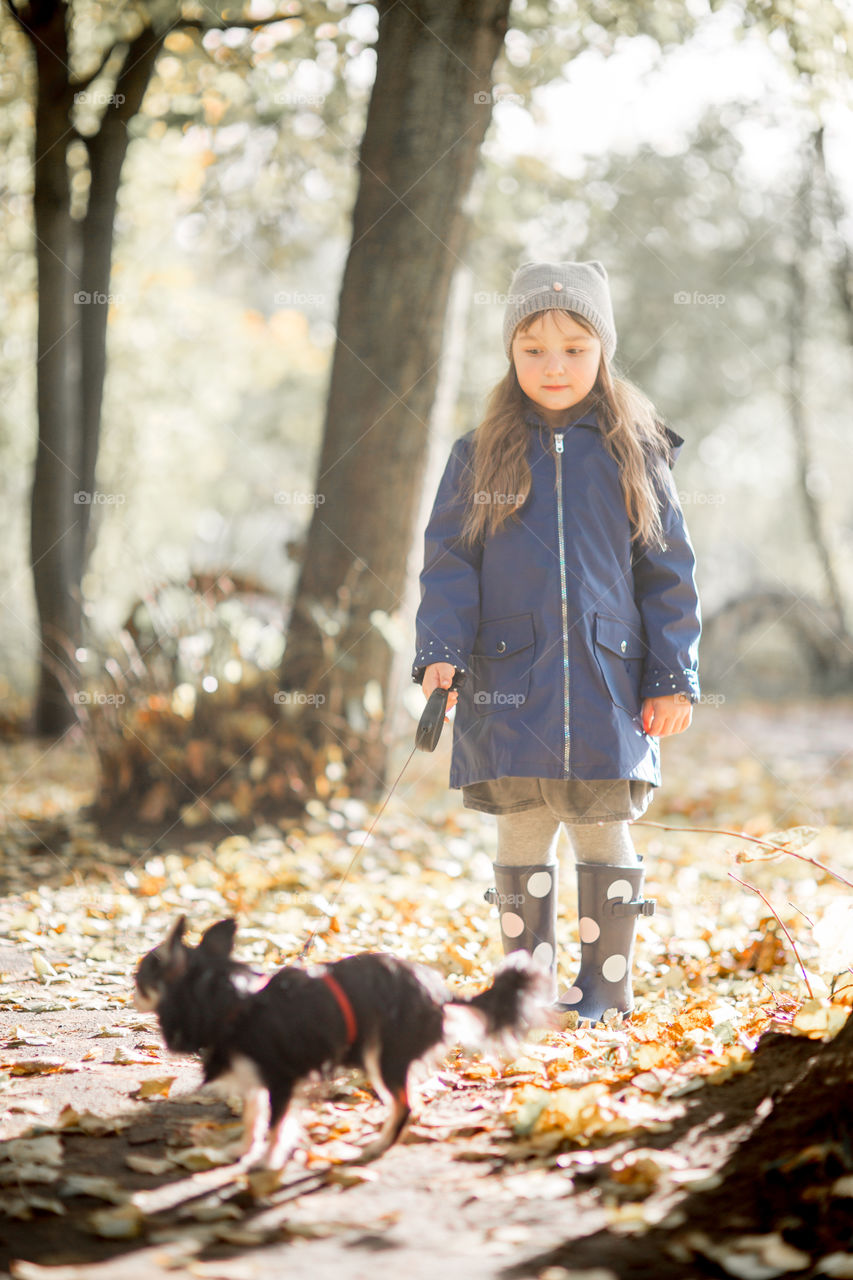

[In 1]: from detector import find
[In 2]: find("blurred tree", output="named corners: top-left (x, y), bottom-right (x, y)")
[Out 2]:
top-left (2, 0), bottom-right (334, 733)
top-left (277, 0), bottom-right (512, 784)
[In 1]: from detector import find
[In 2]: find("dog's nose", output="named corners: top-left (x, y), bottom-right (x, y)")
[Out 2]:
top-left (133, 986), bottom-right (155, 1012)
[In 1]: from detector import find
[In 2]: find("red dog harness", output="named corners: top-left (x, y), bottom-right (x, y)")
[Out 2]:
top-left (320, 972), bottom-right (358, 1046)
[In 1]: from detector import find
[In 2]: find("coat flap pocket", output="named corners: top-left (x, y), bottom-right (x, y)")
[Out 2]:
top-left (473, 613), bottom-right (535, 659)
top-left (595, 613), bottom-right (645, 659)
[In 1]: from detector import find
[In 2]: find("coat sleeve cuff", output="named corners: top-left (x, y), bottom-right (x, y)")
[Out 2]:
top-left (412, 642), bottom-right (470, 685)
top-left (640, 668), bottom-right (701, 703)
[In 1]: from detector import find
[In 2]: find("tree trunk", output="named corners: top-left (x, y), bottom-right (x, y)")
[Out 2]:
top-left (24, 0), bottom-right (84, 733)
top-left (787, 137), bottom-right (849, 641)
top-left (813, 125), bottom-right (853, 350)
top-left (77, 26), bottom-right (164, 572)
top-left (281, 0), bottom-right (510, 788)
top-left (8, 0), bottom-right (169, 732)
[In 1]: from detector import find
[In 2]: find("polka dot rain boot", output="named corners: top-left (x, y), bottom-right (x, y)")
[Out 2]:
top-left (555, 860), bottom-right (655, 1024)
top-left (485, 863), bottom-right (558, 1002)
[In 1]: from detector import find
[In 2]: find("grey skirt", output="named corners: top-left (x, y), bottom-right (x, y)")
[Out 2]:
top-left (461, 776), bottom-right (655, 824)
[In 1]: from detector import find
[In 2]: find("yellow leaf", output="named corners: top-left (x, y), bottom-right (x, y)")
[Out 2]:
top-left (87, 1203), bottom-right (144, 1239)
top-left (133, 1076), bottom-right (176, 1099)
top-left (792, 1000), bottom-right (849, 1040)
top-left (168, 1146), bottom-right (234, 1171)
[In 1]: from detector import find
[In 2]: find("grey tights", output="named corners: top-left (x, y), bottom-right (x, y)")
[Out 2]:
top-left (496, 807), bottom-right (639, 867)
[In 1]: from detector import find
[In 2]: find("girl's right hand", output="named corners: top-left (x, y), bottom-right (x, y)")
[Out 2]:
top-left (422, 662), bottom-right (458, 713)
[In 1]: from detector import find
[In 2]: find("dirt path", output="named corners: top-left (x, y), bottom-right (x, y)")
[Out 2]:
top-left (0, 988), bottom-right (828, 1280)
top-left (2, 697), bottom-right (853, 1278)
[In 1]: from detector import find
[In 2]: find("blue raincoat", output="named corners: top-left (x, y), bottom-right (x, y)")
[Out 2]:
top-left (411, 406), bottom-right (701, 790)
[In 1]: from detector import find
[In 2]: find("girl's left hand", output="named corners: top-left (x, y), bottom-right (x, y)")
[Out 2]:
top-left (641, 692), bottom-right (693, 736)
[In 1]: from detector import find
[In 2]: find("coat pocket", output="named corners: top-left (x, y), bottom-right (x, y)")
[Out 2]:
top-left (593, 613), bottom-right (645, 713)
top-left (471, 613), bottom-right (535, 716)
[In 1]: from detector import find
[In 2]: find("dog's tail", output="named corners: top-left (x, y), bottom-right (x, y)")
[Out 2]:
top-left (442, 952), bottom-right (548, 1047)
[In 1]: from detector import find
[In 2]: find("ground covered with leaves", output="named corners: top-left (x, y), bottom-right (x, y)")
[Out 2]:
top-left (2, 697), bottom-right (853, 1279)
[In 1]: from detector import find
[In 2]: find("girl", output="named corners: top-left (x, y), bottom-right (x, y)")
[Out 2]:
top-left (412, 259), bottom-right (701, 1023)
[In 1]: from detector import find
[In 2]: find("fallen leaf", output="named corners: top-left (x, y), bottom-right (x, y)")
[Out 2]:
top-left (791, 1000), bottom-right (849, 1040)
top-left (4, 1058), bottom-right (70, 1076)
top-left (132, 1076), bottom-right (176, 1099)
top-left (0, 1135), bottom-right (63, 1167)
top-left (168, 1146), bottom-right (235, 1171)
top-left (32, 953), bottom-right (59, 981)
top-left (125, 1153), bottom-right (173, 1175)
top-left (87, 1203), bottom-right (145, 1239)
top-left (63, 1175), bottom-right (129, 1204)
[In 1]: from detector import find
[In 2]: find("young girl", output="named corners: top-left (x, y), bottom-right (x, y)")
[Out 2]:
top-left (412, 260), bottom-right (701, 1023)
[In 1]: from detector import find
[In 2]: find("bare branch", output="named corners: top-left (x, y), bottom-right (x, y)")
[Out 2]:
top-left (635, 819), bottom-right (853, 892)
top-left (177, 12), bottom-right (313, 31)
top-left (728, 871), bottom-right (814, 1000)
top-left (72, 43), bottom-right (121, 93)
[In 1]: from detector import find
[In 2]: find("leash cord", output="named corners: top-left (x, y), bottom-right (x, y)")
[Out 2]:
top-left (298, 743), bottom-right (418, 961)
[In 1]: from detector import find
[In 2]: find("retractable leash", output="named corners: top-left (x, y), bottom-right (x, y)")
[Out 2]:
top-left (298, 675), bottom-right (463, 962)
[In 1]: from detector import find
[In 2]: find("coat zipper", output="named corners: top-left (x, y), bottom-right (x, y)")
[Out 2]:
top-left (553, 432), bottom-right (570, 773)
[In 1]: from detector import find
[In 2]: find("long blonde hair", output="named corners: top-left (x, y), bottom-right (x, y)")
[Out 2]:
top-left (460, 310), bottom-right (677, 551)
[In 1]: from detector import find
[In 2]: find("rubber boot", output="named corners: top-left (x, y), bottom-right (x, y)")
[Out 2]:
top-left (555, 860), bottom-right (655, 1023)
top-left (485, 863), bottom-right (558, 1002)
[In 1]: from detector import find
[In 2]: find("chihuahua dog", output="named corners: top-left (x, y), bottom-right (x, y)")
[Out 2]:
top-left (134, 916), bottom-right (546, 1169)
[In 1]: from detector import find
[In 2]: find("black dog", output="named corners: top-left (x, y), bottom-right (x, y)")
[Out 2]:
top-left (134, 917), bottom-right (545, 1168)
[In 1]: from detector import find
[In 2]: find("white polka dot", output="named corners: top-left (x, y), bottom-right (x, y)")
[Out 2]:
top-left (606, 879), bottom-right (633, 902)
top-left (579, 916), bottom-right (600, 943)
top-left (561, 986), bottom-right (583, 1004)
top-left (531, 942), bottom-right (553, 969)
top-left (501, 912), bottom-right (524, 939)
top-left (526, 871), bottom-right (552, 898)
top-left (602, 954), bottom-right (627, 982)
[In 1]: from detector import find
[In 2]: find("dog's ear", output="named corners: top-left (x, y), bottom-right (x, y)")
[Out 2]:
top-left (199, 918), bottom-right (238, 957)
top-left (165, 915), bottom-right (187, 951)
top-left (159, 914), bottom-right (189, 980)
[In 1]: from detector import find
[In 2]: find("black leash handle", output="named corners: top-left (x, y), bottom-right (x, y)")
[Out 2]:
top-left (415, 672), bottom-right (463, 753)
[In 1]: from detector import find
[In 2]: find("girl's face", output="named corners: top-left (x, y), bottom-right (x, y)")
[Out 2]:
top-left (511, 310), bottom-right (602, 427)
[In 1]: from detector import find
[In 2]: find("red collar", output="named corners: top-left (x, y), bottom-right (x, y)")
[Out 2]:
top-left (320, 971), bottom-right (357, 1046)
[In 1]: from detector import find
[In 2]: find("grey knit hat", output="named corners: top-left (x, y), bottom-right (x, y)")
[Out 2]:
top-left (503, 260), bottom-right (616, 363)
